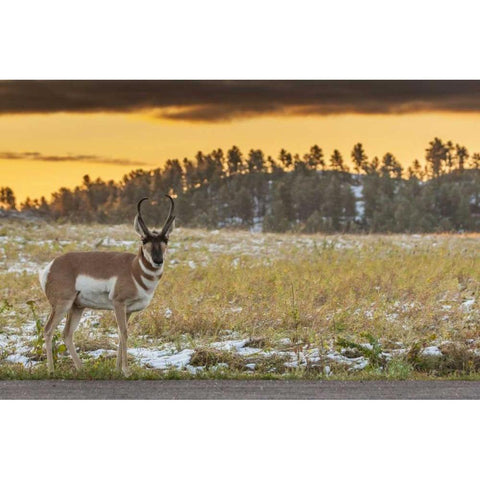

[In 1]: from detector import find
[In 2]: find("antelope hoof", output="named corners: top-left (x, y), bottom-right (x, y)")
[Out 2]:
top-left (122, 367), bottom-right (131, 377)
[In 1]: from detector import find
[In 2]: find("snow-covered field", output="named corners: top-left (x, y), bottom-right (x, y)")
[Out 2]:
top-left (1, 220), bottom-right (480, 378)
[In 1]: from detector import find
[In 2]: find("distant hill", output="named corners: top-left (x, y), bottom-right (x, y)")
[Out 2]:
top-left (4, 140), bottom-right (480, 233)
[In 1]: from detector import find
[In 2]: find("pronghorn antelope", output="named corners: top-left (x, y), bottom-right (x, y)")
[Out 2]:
top-left (38, 195), bottom-right (175, 375)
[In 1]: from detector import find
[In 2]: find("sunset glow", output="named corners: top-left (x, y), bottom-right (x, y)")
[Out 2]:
top-left (2, 81), bottom-right (480, 203)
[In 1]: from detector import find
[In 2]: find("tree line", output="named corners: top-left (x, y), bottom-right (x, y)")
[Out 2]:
top-left (3, 137), bottom-right (480, 233)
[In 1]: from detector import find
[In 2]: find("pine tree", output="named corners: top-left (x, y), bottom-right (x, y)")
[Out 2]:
top-left (303, 145), bottom-right (325, 170)
top-left (0, 187), bottom-right (16, 209)
top-left (455, 144), bottom-right (469, 173)
top-left (226, 146), bottom-right (244, 175)
top-left (278, 149), bottom-right (293, 170)
top-left (247, 149), bottom-right (266, 173)
top-left (351, 143), bottom-right (368, 174)
top-left (329, 150), bottom-right (348, 172)
top-left (381, 153), bottom-right (403, 179)
top-left (426, 137), bottom-right (449, 178)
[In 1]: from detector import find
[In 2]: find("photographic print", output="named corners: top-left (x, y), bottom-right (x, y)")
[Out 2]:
top-left (2, 80), bottom-right (480, 398)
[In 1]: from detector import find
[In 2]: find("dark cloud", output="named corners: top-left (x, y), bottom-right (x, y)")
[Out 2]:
top-left (1, 80), bottom-right (480, 121)
top-left (0, 150), bottom-right (144, 166)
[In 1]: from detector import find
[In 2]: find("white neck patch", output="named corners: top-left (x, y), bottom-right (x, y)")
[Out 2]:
top-left (140, 253), bottom-right (164, 276)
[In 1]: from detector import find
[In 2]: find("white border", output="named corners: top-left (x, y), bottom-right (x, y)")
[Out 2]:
top-left (2, 1), bottom-right (480, 79)
top-left (1, 400), bottom-right (479, 479)
top-left (2, 2), bottom-right (479, 477)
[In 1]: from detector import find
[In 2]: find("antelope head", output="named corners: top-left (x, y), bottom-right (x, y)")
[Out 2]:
top-left (134, 195), bottom-right (175, 267)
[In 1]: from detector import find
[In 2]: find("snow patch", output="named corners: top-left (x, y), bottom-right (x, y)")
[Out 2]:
top-left (421, 346), bottom-right (443, 357)
top-left (128, 347), bottom-right (194, 370)
top-left (462, 298), bottom-right (475, 311)
top-left (5, 353), bottom-right (32, 365)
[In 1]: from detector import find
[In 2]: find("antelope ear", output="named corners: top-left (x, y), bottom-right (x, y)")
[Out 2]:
top-left (134, 215), bottom-right (146, 238)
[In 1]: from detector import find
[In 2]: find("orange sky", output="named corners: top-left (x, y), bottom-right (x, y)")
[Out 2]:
top-left (2, 111), bottom-right (480, 203)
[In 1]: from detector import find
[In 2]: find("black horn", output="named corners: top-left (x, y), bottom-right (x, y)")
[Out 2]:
top-left (159, 194), bottom-right (175, 237)
top-left (135, 197), bottom-right (151, 237)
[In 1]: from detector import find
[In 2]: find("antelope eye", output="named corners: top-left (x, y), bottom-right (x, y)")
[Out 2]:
top-left (142, 238), bottom-right (149, 245)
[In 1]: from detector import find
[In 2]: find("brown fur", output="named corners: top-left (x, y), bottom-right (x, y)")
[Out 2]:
top-left (42, 245), bottom-right (166, 376)
top-left (42, 197), bottom-right (174, 375)
top-left (45, 251), bottom-right (136, 303)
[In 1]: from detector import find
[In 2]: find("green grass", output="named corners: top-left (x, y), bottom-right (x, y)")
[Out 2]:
top-left (2, 219), bottom-right (480, 379)
top-left (2, 358), bottom-right (480, 381)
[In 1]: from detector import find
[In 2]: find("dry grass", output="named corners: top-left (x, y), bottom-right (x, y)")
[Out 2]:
top-left (2, 219), bottom-right (480, 378)
top-left (189, 348), bottom-right (245, 369)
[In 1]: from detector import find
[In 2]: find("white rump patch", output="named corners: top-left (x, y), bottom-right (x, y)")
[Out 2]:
top-left (38, 260), bottom-right (54, 293)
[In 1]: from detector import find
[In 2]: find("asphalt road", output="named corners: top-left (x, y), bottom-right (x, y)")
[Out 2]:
top-left (1, 380), bottom-right (480, 399)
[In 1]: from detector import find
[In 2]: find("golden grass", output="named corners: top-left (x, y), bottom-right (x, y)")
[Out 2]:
top-left (2, 219), bottom-right (480, 378)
